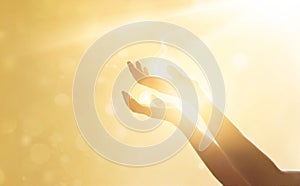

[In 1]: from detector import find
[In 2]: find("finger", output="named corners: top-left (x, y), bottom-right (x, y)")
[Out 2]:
top-left (144, 67), bottom-right (149, 75)
top-left (122, 91), bottom-right (149, 115)
top-left (127, 61), bottom-right (138, 75)
top-left (121, 91), bottom-right (139, 109)
top-left (136, 61), bottom-right (143, 71)
top-left (122, 91), bottom-right (167, 119)
top-left (127, 61), bottom-right (135, 69)
top-left (121, 91), bottom-right (130, 106)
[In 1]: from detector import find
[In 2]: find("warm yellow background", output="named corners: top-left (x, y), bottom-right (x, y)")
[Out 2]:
top-left (1, 0), bottom-right (300, 185)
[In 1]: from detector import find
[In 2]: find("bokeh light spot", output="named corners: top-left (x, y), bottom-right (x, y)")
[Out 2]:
top-left (54, 93), bottom-right (70, 106)
top-left (30, 144), bottom-right (51, 164)
top-left (21, 135), bottom-right (31, 146)
top-left (23, 118), bottom-right (44, 137)
top-left (0, 118), bottom-right (17, 134)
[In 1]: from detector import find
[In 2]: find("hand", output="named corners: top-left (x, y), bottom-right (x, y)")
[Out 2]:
top-left (127, 61), bottom-right (208, 107)
top-left (127, 61), bottom-right (149, 82)
top-left (127, 61), bottom-right (178, 96)
top-left (121, 91), bottom-right (181, 126)
top-left (121, 91), bottom-right (150, 116)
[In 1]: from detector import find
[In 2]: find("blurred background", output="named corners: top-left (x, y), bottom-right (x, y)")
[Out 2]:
top-left (1, 0), bottom-right (300, 185)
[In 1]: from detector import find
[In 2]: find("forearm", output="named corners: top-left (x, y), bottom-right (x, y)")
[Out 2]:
top-left (192, 129), bottom-right (250, 185)
top-left (196, 88), bottom-right (286, 184)
top-left (128, 63), bottom-right (299, 184)
top-left (162, 110), bottom-right (249, 185)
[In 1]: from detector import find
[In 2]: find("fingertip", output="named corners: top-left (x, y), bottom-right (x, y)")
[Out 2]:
top-left (121, 91), bottom-right (130, 105)
top-left (121, 90), bottom-right (128, 97)
top-left (136, 61), bottom-right (141, 67)
top-left (127, 61), bottom-right (135, 69)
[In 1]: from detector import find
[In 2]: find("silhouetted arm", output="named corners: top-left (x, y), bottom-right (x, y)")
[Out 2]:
top-left (122, 91), bottom-right (249, 185)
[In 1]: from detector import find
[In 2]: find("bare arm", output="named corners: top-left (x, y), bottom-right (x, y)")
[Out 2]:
top-left (126, 61), bottom-right (300, 185)
top-left (122, 91), bottom-right (249, 185)
top-left (192, 79), bottom-right (300, 185)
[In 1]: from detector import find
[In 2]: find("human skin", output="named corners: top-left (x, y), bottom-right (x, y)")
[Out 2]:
top-left (122, 91), bottom-right (249, 185)
top-left (123, 61), bottom-right (300, 185)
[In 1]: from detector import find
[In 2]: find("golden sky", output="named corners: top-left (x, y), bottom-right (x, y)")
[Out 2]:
top-left (1, 0), bottom-right (300, 185)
